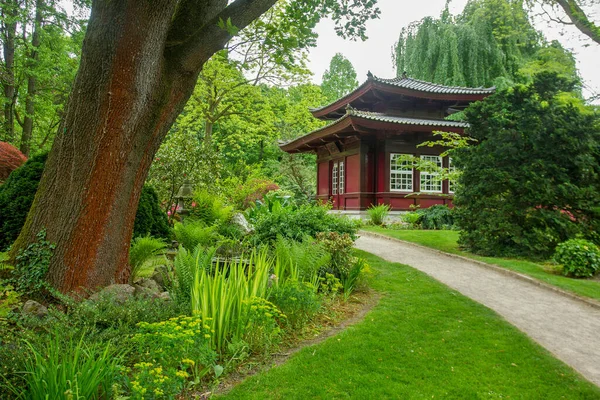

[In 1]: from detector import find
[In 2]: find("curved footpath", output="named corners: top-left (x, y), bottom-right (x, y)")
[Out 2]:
top-left (356, 232), bottom-right (600, 387)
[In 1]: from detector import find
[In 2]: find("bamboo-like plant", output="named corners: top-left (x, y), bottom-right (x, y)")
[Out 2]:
top-left (189, 249), bottom-right (271, 352)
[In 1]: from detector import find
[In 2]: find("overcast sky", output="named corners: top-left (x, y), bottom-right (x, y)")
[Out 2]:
top-left (306, 0), bottom-right (600, 103)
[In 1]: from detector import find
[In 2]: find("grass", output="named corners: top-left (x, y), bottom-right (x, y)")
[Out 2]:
top-left (363, 227), bottom-right (600, 302)
top-left (218, 251), bottom-right (600, 399)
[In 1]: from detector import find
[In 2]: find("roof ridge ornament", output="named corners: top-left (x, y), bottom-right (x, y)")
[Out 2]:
top-left (402, 71), bottom-right (408, 79)
top-left (345, 103), bottom-right (356, 114)
top-left (367, 70), bottom-right (374, 79)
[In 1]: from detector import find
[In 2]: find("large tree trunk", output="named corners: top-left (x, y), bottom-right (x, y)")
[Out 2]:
top-left (20, 0), bottom-right (42, 156)
top-left (1, 0), bottom-right (17, 143)
top-left (11, 0), bottom-right (277, 293)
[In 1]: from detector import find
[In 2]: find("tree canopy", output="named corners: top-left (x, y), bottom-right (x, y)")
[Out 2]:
top-left (321, 53), bottom-right (359, 103)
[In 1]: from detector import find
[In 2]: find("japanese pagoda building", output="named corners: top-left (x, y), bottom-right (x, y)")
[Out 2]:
top-left (279, 73), bottom-right (495, 211)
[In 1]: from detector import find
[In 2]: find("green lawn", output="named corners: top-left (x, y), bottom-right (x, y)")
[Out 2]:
top-left (218, 251), bottom-right (600, 399)
top-left (363, 227), bottom-right (600, 302)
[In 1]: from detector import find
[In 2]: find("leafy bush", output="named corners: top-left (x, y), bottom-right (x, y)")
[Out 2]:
top-left (171, 246), bottom-right (216, 306)
top-left (273, 236), bottom-right (330, 287)
top-left (401, 212), bottom-right (421, 226)
top-left (553, 239), bottom-right (600, 278)
top-left (366, 204), bottom-right (391, 226)
top-left (224, 176), bottom-right (279, 210)
top-left (129, 236), bottom-right (167, 282)
top-left (455, 73), bottom-right (600, 257)
top-left (418, 205), bottom-right (454, 230)
top-left (0, 153), bottom-right (47, 251)
top-left (0, 156), bottom-right (169, 250)
top-left (341, 258), bottom-right (367, 300)
top-left (268, 280), bottom-right (320, 329)
top-left (250, 201), bottom-right (358, 244)
top-left (242, 297), bottom-right (286, 354)
top-left (133, 185), bottom-right (171, 240)
top-left (132, 315), bottom-right (217, 386)
top-left (5, 332), bottom-right (123, 400)
top-left (316, 232), bottom-right (355, 279)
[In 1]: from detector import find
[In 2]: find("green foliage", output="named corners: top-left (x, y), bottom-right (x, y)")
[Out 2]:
top-left (273, 236), bottom-right (330, 287)
top-left (554, 239), bottom-right (600, 278)
top-left (241, 297), bottom-right (286, 355)
top-left (174, 221), bottom-right (218, 251)
top-left (341, 258), bottom-right (367, 300)
top-left (189, 250), bottom-right (271, 352)
top-left (268, 280), bottom-right (320, 329)
top-left (132, 316), bottom-right (217, 384)
top-left (8, 333), bottom-right (122, 400)
top-left (189, 189), bottom-right (233, 226)
top-left (315, 232), bottom-right (355, 280)
top-left (394, 0), bottom-right (543, 87)
top-left (11, 229), bottom-right (55, 297)
top-left (223, 175), bottom-right (280, 211)
top-left (172, 246), bottom-right (217, 306)
top-left (0, 153), bottom-right (47, 251)
top-left (321, 53), bottom-right (359, 103)
top-left (0, 281), bottom-right (20, 319)
top-left (133, 186), bottom-right (171, 240)
top-left (366, 204), bottom-right (391, 226)
top-left (418, 205), bottom-right (455, 230)
top-left (401, 212), bottom-right (422, 227)
top-left (249, 201), bottom-right (359, 244)
top-left (454, 73), bottom-right (600, 257)
top-left (129, 236), bottom-right (167, 283)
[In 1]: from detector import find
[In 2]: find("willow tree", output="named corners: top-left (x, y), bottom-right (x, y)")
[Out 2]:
top-left (394, 0), bottom-right (541, 87)
top-left (10, 0), bottom-right (380, 293)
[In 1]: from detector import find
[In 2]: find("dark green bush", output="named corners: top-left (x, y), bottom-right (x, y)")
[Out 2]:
top-left (417, 205), bottom-right (454, 230)
top-left (0, 154), bottom-right (169, 250)
top-left (250, 201), bottom-right (358, 244)
top-left (133, 185), bottom-right (171, 240)
top-left (454, 73), bottom-right (600, 258)
top-left (0, 153), bottom-right (47, 251)
top-left (553, 239), bottom-right (600, 278)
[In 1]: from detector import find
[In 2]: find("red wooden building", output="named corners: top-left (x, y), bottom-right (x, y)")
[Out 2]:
top-left (280, 74), bottom-right (494, 211)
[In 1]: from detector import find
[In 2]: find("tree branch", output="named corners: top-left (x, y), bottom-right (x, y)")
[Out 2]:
top-left (168, 0), bottom-right (278, 73)
top-left (553, 0), bottom-right (600, 44)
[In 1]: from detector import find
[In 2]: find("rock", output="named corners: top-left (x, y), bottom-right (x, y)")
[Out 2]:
top-left (157, 291), bottom-right (171, 301)
top-left (151, 265), bottom-right (170, 289)
top-left (134, 278), bottom-right (163, 298)
top-left (232, 213), bottom-right (252, 234)
top-left (89, 284), bottom-right (135, 304)
top-left (22, 300), bottom-right (48, 318)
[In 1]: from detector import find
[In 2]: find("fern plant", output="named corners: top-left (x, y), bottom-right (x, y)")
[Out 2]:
top-left (367, 204), bottom-right (391, 226)
top-left (129, 236), bottom-right (166, 283)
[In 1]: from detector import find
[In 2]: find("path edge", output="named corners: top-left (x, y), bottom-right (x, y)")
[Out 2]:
top-left (359, 230), bottom-right (600, 311)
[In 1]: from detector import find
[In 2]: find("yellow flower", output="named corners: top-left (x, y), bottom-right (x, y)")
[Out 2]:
top-left (154, 388), bottom-right (164, 396)
top-left (204, 334), bottom-right (211, 339)
top-left (176, 370), bottom-right (189, 378)
top-left (181, 358), bottom-right (195, 366)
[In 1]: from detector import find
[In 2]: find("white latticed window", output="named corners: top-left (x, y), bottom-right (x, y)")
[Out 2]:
top-left (448, 157), bottom-right (456, 193)
top-left (420, 155), bottom-right (442, 193)
top-left (390, 153), bottom-right (413, 192)
top-left (338, 161), bottom-right (345, 194)
top-left (332, 163), bottom-right (338, 195)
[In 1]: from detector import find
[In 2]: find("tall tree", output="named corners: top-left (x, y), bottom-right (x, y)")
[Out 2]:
top-left (530, 0), bottom-right (599, 45)
top-left (321, 52), bottom-right (359, 103)
top-left (394, 0), bottom-right (542, 87)
top-left (11, 0), bottom-right (379, 293)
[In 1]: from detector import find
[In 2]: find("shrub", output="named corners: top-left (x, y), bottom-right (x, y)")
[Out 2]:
top-left (250, 201), bottom-right (359, 244)
top-left (242, 297), bottom-right (286, 354)
top-left (316, 232), bottom-right (355, 279)
top-left (10, 229), bottom-right (55, 298)
top-left (418, 205), bottom-right (454, 230)
top-left (553, 239), bottom-right (600, 278)
top-left (273, 236), bottom-right (330, 287)
top-left (455, 73), bottom-right (600, 258)
top-left (366, 204), bottom-right (391, 226)
top-left (341, 257), bottom-right (367, 300)
top-left (0, 142), bottom-right (27, 182)
top-left (133, 185), bottom-right (171, 240)
top-left (129, 236), bottom-right (167, 282)
top-left (224, 176), bottom-right (279, 210)
top-left (268, 280), bottom-right (320, 329)
top-left (0, 156), bottom-right (169, 250)
top-left (401, 212), bottom-right (421, 227)
top-left (0, 153), bottom-right (47, 251)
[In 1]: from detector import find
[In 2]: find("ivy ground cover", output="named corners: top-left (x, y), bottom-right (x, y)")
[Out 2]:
top-left (363, 227), bottom-right (600, 302)
top-left (218, 250), bottom-right (600, 399)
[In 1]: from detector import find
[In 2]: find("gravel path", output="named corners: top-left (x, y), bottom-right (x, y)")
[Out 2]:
top-left (356, 234), bottom-right (600, 387)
